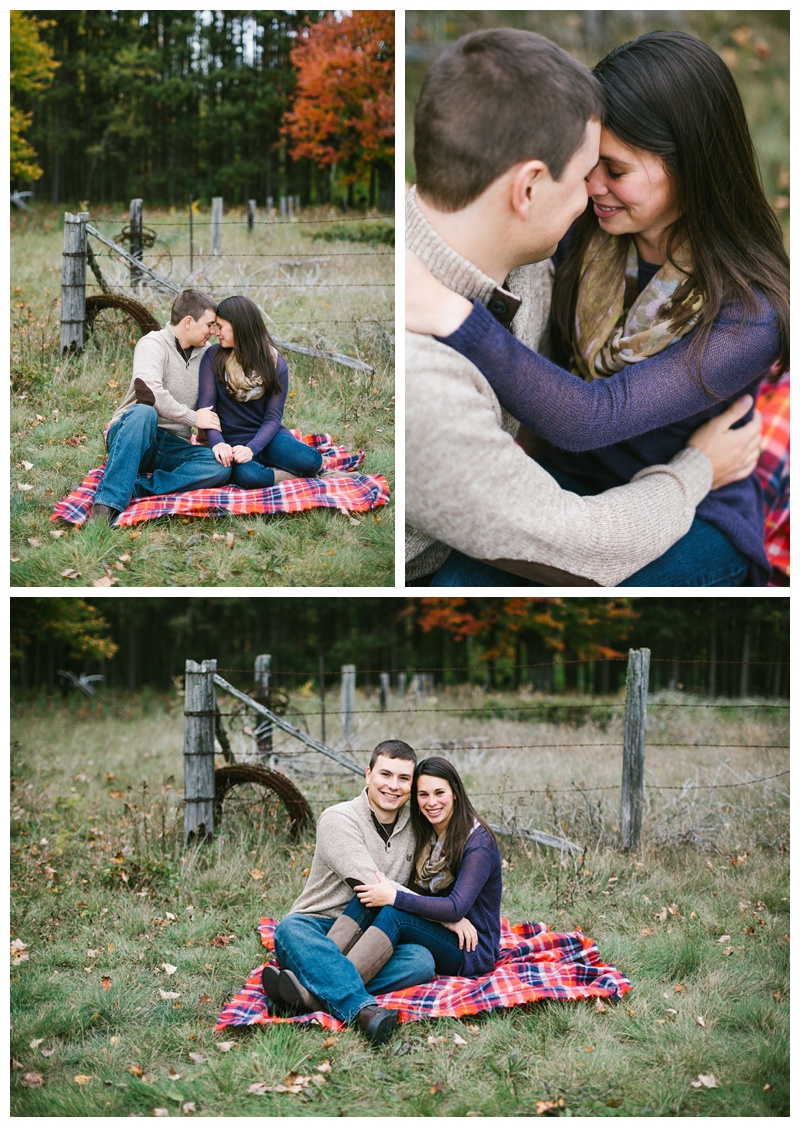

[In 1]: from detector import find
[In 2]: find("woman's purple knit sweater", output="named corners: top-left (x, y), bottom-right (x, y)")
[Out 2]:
top-left (394, 825), bottom-right (502, 976)
top-left (438, 282), bottom-right (779, 585)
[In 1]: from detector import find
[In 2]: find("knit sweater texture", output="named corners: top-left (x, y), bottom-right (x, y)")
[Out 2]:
top-left (404, 187), bottom-right (713, 587)
top-left (108, 325), bottom-right (209, 439)
top-left (289, 789), bottom-right (415, 919)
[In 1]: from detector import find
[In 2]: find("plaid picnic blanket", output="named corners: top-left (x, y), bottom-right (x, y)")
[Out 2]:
top-left (214, 917), bottom-right (632, 1032)
top-left (51, 432), bottom-right (389, 528)
top-left (755, 373), bottom-right (789, 585)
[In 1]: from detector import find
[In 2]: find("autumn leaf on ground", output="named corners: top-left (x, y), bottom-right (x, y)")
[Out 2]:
top-left (20, 1073), bottom-right (44, 1088)
top-left (188, 1052), bottom-right (208, 1064)
top-left (74, 1074), bottom-right (93, 1085)
top-left (216, 1041), bottom-right (236, 1053)
top-left (696, 1015), bottom-right (706, 1027)
top-left (27, 538), bottom-right (42, 548)
top-left (317, 1060), bottom-right (332, 1074)
top-left (161, 963), bottom-right (177, 975)
top-left (127, 1065), bottom-right (144, 1077)
top-left (30, 1038), bottom-right (44, 1049)
top-left (101, 976), bottom-right (112, 991)
top-left (691, 1074), bottom-right (718, 1089)
top-left (535, 1097), bottom-right (566, 1114)
top-left (159, 989), bottom-right (181, 1000)
top-left (11, 938), bottom-right (29, 963)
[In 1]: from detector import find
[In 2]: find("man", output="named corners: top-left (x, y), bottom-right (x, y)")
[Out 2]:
top-left (88, 288), bottom-right (231, 524)
top-left (265, 740), bottom-right (435, 1044)
top-left (405, 29), bottom-right (761, 586)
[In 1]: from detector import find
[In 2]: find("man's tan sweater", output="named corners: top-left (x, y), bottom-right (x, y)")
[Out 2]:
top-left (404, 187), bottom-right (713, 586)
top-left (108, 325), bottom-right (208, 440)
top-left (289, 789), bottom-right (415, 918)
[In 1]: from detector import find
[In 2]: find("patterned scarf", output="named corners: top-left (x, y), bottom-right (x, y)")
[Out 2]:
top-left (415, 820), bottom-right (479, 894)
top-left (573, 229), bottom-right (702, 381)
top-left (224, 353), bottom-right (266, 402)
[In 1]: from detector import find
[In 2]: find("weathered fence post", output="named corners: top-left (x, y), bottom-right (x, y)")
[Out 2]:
top-left (60, 210), bottom-right (89, 355)
top-left (188, 198), bottom-right (194, 273)
top-left (319, 655), bottom-right (327, 744)
top-left (129, 197), bottom-right (143, 287)
top-left (267, 195), bottom-right (274, 215)
top-left (287, 197), bottom-right (294, 221)
top-left (247, 199), bottom-right (256, 233)
top-left (211, 197), bottom-right (223, 255)
top-left (183, 659), bottom-right (217, 844)
top-left (620, 648), bottom-right (650, 850)
top-left (379, 672), bottom-right (390, 712)
top-left (341, 664), bottom-right (356, 745)
top-left (254, 653), bottom-right (273, 758)
top-left (395, 671), bottom-right (406, 698)
top-left (280, 196), bottom-right (287, 221)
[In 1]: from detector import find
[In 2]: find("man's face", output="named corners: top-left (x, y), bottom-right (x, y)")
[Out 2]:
top-left (185, 309), bottom-right (217, 348)
top-left (365, 754), bottom-right (414, 819)
top-left (526, 117), bottom-right (601, 261)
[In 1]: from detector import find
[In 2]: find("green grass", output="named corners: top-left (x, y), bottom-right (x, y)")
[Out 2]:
top-left (11, 696), bottom-right (788, 1117)
top-left (10, 205), bottom-right (395, 587)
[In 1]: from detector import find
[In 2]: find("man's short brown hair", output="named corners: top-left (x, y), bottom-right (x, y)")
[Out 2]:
top-left (414, 28), bottom-right (604, 212)
top-left (170, 289), bottom-right (217, 325)
top-left (368, 740), bottom-right (416, 769)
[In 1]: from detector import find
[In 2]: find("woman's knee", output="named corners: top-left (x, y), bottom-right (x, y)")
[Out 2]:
top-left (231, 463), bottom-right (272, 489)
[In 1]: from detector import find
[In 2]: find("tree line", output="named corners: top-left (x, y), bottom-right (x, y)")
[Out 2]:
top-left (10, 10), bottom-right (394, 210)
top-left (11, 597), bottom-right (788, 699)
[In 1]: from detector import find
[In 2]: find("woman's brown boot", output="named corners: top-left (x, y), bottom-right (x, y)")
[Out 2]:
top-left (326, 913), bottom-right (363, 955)
top-left (345, 926), bottom-right (395, 986)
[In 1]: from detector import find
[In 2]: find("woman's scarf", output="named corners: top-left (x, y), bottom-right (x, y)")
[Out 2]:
top-left (223, 353), bottom-right (266, 402)
top-left (573, 229), bottom-right (703, 381)
top-left (415, 820), bottom-right (479, 894)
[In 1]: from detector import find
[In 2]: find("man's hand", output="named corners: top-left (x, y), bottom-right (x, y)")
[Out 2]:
top-left (195, 406), bottom-right (221, 430)
top-left (442, 918), bottom-right (478, 952)
top-left (212, 442), bottom-right (234, 467)
top-left (686, 395), bottom-right (762, 490)
top-left (354, 870), bottom-right (397, 908)
top-left (232, 445), bottom-right (254, 464)
top-left (406, 250), bottom-right (472, 337)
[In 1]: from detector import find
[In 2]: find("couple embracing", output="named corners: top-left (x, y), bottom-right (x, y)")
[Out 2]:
top-left (87, 291), bottom-right (323, 525)
top-left (406, 28), bottom-right (788, 587)
top-left (262, 740), bottom-right (502, 1046)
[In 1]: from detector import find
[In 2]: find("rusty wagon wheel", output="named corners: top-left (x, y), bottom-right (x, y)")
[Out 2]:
top-left (214, 764), bottom-right (313, 841)
top-left (85, 293), bottom-right (161, 347)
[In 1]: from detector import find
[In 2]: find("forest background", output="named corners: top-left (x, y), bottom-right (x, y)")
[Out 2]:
top-left (11, 596), bottom-right (788, 698)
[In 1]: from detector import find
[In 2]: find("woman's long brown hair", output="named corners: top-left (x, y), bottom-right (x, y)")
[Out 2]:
top-left (550, 31), bottom-right (789, 385)
top-left (410, 757), bottom-right (496, 875)
top-left (213, 294), bottom-right (281, 396)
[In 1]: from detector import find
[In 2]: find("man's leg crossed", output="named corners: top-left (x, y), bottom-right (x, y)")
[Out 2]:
top-left (94, 404), bottom-right (159, 513)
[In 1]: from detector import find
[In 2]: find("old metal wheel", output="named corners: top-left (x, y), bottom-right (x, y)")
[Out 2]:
top-left (85, 293), bottom-right (161, 350)
top-left (214, 764), bottom-right (313, 841)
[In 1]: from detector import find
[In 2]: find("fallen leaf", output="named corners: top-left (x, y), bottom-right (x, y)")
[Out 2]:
top-left (322, 1036), bottom-right (339, 1049)
top-left (675, 983), bottom-right (685, 993)
top-left (20, 1072), bottom-right (44, 1088)
top-left (127, 1065), bottom-right (144, 1077)
top-left (11, 1059), bottom-right (24, 1071)
top-left (40, 1047), bottom-right (55, 1058)
top-left (158, 989), bottom-right (181, 1001)
top-left (718, 935), bottom-right (731, 944)
top-left (27, 538), bottom-right (42, 548)
top-left (691, 1074), bottom-right (717, 1089)
top-left (188, 1052), bottom-right (208, 1064)
top-left (182, 1103), bottom-right (197, 1114)
top-left (61, 569), bottom-right (82, 579)
top-left (161, 963), bottom-right (177, 976)
top-left (584, 1045), bottom-right (595, 1052)
top-left (606, 1098), bottom-right (623, 1108)
top-left (594, 999), bottom-right (610, 1013)
top-left (74, 1074), bottom-right (93, 1085)
top-left (198, 992), bottom-right (212, 1004)
top-left (249, 870), bottom-right (265, 880)
top-left (17, 483), bottom-right (33, 492)
top-left (317, 1060), bottom-right (332, 1074)
top-left (50, 529), bottom-right (67, 538)
top-left (721, 947), bottom-right (734, 957)
top-left (696, 1015), bottom-right (706, 1027)
top-left (168, 1067), bottom-right (182, 1081)
top-left (535, 1098), bottom-right (566, 1114)
top-left (153, 1110), bottom-right (170, 1117)
top-left (30, 1038), bottom-right (45, 1049)
top-left (430, 1082), bottom-right (447, 1094)
top-left (21, 459), bottom-right (34, 470)
top-left (427, 1035), bottom-right (447, 1046)
top-left (216, 1041), bottom-right (235, 1053)
top-left (453, 1033), bottom-right (468, 1046)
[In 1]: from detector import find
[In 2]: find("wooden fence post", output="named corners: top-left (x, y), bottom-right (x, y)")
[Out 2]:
top-left (341, 664), bottom-right (356, 745)
top-left (61, 210), bottom-right (89, 355)
top-left (211, 197), bottom-right (223, 255)
top-left (379, 672), bottom-right (390, 712)
top-left (247, 199), bottom-right (256, 233)
top-left (189, 198), bottom-right (194, 273)
top-left (319, 655), bottom-right (327, 744)
top-left (620, 647), bottom-right (650, 850)
top-left (254, 654), bottom-right (273, 758)
top-left (183, 658), bottom-right (217, 844)
top-left (280, 196), bottom-right (287, 221)
top-left (129, 197), bottom-right (143, 286)
top-left (395, 672), bottom-right (406, 698)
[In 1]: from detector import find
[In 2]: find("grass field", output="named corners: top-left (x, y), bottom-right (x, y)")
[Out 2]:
top-left (10, 205), bottom-right (395, 587)
top-left (10, 688), bottom-right (788, 1117)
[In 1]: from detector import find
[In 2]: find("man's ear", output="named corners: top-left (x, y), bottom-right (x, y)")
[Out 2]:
top-left (510, 160), bottom-right (548, 220)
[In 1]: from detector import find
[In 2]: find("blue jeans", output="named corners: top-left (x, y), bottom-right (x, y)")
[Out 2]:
top-left (344, 900), bottom-right (463, 976)
top-left (273, 913), bottom-right (436, 1024)
top-left (95, 404), bottom-right (231, 512)
top-left (230, 431), bottom-right (323, 488)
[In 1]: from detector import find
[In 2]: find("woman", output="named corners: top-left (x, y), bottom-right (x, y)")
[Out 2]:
top-left (265, 758), bottom-right (502, 1044)
top-left (407, 31), bottom-right (788, 587)
top-left (198, 295), bottom-right (323, 488)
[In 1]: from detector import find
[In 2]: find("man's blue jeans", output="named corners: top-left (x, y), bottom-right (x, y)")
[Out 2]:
top-left (230, 430), bottom-right (323, 489)
top-left (94, 404), bottom-right (231, 513)
top-left (273, 912), bottom-right (436, 1024)
top-left (342, 898), bottom-right (463, 976)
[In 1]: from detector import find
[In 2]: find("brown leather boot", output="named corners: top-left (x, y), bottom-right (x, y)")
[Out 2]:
top-left (356, 1004), bottom-right (398, 1045)
top-left (86, 503), bottom-right (120, 525)
top-left (345, 926), bottom-right (395, 986)
top-left (326, 913), bottom-right (363, 955)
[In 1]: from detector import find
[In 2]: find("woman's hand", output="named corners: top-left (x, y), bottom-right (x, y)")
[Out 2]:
top-left (231, 445), bottom-right (254, 464)
top-left (212, 442), bottom-right (234, 467)
top-left (406, 250), bottom-right (473, 337)
top-left (442, 918), bottom-right (478, 952)
top-left (354, 870), bottom-right (397, 908)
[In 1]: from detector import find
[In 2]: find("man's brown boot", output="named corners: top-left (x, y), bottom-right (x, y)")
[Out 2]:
top-left (355, 1004), bottom-right (398, 1045)
top-left (86, 503), bottom-right (119, 526)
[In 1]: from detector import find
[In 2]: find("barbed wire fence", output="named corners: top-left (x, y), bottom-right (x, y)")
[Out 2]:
top-left (196, 649), bottom-right (789, 853)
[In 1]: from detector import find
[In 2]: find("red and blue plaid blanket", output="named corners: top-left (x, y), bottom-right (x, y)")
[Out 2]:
top-left (51, 433), bottom-right (389, 527)
top-left (214, 917), bottom-right (632, 1031)
top-left (755, 373), bottom-right (789, 585)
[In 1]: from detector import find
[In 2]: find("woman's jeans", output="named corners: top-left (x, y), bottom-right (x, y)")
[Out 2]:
top-left (273, 912), bottom-right (435, 1024)
top-left (341, 896), bottom-right (463, 976)
top-left (230, 430), bottom-right (323, 488)
top-left (430, 462), bottom-right (749, 588)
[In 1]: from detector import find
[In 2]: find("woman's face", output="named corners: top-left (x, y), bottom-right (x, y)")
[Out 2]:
top-left (216, 316), bottom-right (235, 349)
top-left (585, 126), bottom-right (681, 261)
top-left (416, 775), bottom-right (455, 836)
